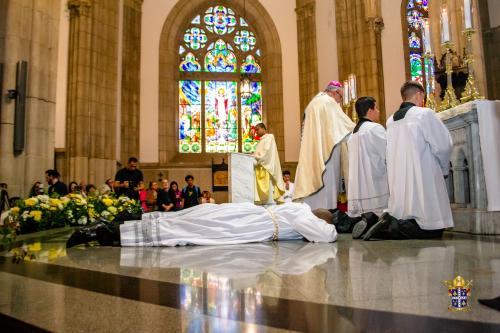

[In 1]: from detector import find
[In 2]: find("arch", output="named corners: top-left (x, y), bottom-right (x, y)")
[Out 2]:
top-left (158, 0), bottom-right (284, 164)
top-left (451, 148), bottom-right (471, 206)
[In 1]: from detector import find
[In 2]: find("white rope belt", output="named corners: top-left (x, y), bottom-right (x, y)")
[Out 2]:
top-left (265, 207), bottom-right (279, 241)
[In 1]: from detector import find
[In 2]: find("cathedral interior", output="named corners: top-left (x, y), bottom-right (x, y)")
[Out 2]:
top-left (0, 0), bottom-right (499, 331)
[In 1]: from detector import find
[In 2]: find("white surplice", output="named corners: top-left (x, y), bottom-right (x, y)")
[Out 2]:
top-left (347, 121), bottom-right (389, 216)
top-left (120, 202), bottom-right (337, 246)
top-left (386, 106), bottom-right (453, 230)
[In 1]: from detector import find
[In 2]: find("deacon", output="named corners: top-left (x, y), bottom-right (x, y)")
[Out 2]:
top-left (293, 81), bottom-right (355, 210)
top-left (363, 81), bottom-right (454, 240)
top-left (346, 97), bottom-right (390, 239)
top-left (253, 123), bottom-right (285, 204)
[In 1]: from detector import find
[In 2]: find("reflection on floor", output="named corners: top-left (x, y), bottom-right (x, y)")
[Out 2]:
top-left (0, 229), bottom-right (499, 332)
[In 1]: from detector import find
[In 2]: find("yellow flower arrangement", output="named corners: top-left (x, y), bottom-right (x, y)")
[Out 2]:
top-left (24, 198), bottom-right (38, 207)
top-left (102, 198), bottom-right (114, 207)
top-left (29, 210), bottom-right (42, 222)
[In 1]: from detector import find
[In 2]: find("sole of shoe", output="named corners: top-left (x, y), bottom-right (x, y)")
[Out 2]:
top-left (352, 220), bottom-right (367, 239)
top-left (363, 216), bottom-right (390, 241)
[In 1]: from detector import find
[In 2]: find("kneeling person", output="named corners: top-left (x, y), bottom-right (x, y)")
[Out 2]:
top-left (346, 97), bottom-right (389, 239)
top-left (363, 81), bottom-right (453, 240)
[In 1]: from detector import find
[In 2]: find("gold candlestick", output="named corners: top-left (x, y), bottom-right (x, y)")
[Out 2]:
top-left (460, 29), bottom-right (483, 103)
top-left (439, 42), bottom-right (459, 111)
top-left (351, 100), bottom-right (358, 123)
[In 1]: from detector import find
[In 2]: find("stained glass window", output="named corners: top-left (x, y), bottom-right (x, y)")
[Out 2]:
top-left (241, 82), bottom-right (263, 153)
top-left (204, 6), bottom-right (237, 35)
top-left (178, 5), bottom-right (262, 153)
top-left (184, 28), bottom-right (207, 50)
top-left (179, 81), bottom-right (202, 153)
top-left (405, 0), bottom-right (430, 83)
top-left (241, 55), bottom-right (261, 73)
top-left (234, 30), bottom-right (256, 51)
top-left (205, 81), bottom-right (238, 153)
top-left (410, 53), bottom-right (423, 84)
top-left (179, 53), bottom-right (201, 72)
top-left (205, 40), bottom-right (237, 73)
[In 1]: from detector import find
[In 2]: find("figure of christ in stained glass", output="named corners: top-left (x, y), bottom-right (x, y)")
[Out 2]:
top-left (179, 80), bottom-right (202, 153)
top-left (205, 81), bottom-right (238, 153)
top-left (241, 82), bottom-right (263, 153)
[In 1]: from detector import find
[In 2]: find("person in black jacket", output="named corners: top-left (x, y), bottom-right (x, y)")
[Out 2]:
top-left (157, 179), bottom-right (174, 212)
top-left (45, 170), bottom-right (68, 197)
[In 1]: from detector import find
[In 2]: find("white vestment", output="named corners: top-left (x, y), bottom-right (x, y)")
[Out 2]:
top-left (280, 182), bottom-right (295, 203)
top-left (120, 202), bottom-right (337, 246)
top-left (347, 121), bottom-right (389, 216)
top-left (293, 92), bottom-right (354, 209)
top-left (386, 106), bottom-right (453, 230)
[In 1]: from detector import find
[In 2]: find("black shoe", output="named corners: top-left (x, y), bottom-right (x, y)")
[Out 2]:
top-left (363, 213), bottom-right (391, 241)
top-left (66, 220), bottom-right (117, 248)
top-left (332, 210), bottom-right (361, 233)
top-left (96, 221), bottom-right (120, 246)
top-left (352, 213), bottom-right (379, 239)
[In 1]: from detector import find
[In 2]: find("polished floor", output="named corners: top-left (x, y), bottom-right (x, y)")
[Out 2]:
top-left (0, 228), bottom-right (499, 332)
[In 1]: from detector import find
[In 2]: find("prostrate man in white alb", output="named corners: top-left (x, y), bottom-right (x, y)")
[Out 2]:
top-left (363, 81), bottom-right (454, 240)
top-left (342, 96), bottom-right (390, 238)
top-left (253, 123), bottom-right (285, 205)
top-left (293, 81), bottom-right (355, 210)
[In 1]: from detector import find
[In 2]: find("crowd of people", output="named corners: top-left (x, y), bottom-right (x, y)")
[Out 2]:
top-left (4, 157), bottom-right (217, 215)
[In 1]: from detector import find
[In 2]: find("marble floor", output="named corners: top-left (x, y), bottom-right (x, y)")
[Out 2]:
top-left (0, 229), bottom-right (499, 332)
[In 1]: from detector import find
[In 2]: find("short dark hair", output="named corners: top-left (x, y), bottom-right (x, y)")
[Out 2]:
top-left (255, 122), bottom-right (266, 131)
top-left (128, 157), bottom-right (138, 164)
top-left (355, 97), bottom-right (376, 119)
top-left (400, 81), bottom-right (424, 100)
top-left (85, 184), bottom-right (96, 192)
top-left (283, 170), bottom-right (291, 176)
top-left (45, 169), bottom-right (60, 178)
top-left (185, 174), bottom-right (194, 181)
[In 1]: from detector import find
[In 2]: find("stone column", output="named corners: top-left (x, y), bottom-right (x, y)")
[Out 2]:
top-left (335, 0), bottom-right (386, 123)
top-left (119, 0), bottom-right (142, 164)
top-left (0, 0), bottom-right (60, 196)
top-left (66, 0), bottom-right (118, 185)
top-left (296, 0), bottom-right (319, 122)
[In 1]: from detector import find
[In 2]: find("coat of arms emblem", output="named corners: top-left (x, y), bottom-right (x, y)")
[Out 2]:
top-left (443, 276), bottom-right (473, 311)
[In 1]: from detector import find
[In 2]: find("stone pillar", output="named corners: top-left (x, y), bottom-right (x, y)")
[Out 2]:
top-left (66, 0), bottom-right (118, 185)
top-left (296, 0), bottom-right (319, 122)
top-left (0, 0), bottom-right (60, 197)
top-left (119, 0), bottom-right (142, 164)
top-left (335, 0), bottom-right (386, 123)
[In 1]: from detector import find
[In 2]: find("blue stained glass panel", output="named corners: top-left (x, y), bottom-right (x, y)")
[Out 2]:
top-left (179, 80), bottom-right (202, 153)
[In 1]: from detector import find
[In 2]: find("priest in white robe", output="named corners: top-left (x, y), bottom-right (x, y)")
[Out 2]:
top-left (363, 81), bottom-right (453, 240)
top-left (346, 97), bottom-right (390, 239)
top-left (253, 123), bottom-right (285, 204)
top-left (65, 202), bottom-right (338, 247)
top-left (293, 81), bottom-right (355, 210)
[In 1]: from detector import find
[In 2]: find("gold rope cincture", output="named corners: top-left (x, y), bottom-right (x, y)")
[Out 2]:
top-left (265, 207), bottom-right (279, 241)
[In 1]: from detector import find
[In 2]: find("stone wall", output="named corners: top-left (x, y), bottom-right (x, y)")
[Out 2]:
top-left (0, 0), bottom-right (60, 197)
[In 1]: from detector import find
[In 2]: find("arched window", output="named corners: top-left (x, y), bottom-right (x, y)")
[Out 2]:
top-left (405, 0), bottom-right (432, 86)
top-left (178, 5), bottom-right (263, 154)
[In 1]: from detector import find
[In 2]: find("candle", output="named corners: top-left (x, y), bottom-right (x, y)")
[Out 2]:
top-left (348, 74), bottom-right (357, 101)
top-left (423, 19), bottom-right (432, 54)
top-left (441, 4), bottom-right (451, 43)
top-left (343, 80), bottom-right (350, 106)
top-left (463, 0), bottom-right (473, 29)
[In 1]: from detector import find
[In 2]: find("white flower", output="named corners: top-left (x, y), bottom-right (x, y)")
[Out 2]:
top-left (22, 211), bottom-right (30, 221)
top-left (58, 203), bottom-right (64, 210)
top-left (77, 216), bottom-right (87, 225)
top-left (40, 203), bottom-right (50, 210)
top-left (101, 211), bottom-right (111, 218)
top-left (37, 195), bottom-right (50, 203)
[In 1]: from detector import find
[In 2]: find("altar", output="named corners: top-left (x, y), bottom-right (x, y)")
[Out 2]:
top-left (438, 100), bottom-right (500, 234)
